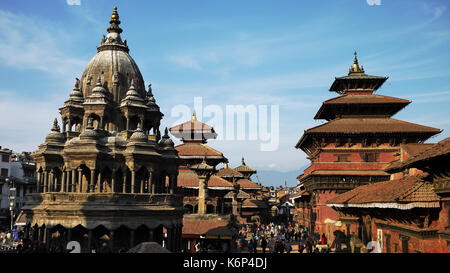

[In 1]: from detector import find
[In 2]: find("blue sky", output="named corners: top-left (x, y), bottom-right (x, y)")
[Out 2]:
top-left (0, 0), bottom-right (449, 185)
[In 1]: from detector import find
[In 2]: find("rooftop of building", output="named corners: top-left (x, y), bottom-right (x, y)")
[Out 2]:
top-left (326, 175), bottom-right (440, 209)
top-left (386, 137), bottom-right (450, 172)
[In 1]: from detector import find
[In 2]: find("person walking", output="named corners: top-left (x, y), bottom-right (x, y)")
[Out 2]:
top-left (261, 236), bottom-right (267, 253)
top-left (321, 233), bottom-right (327, 245)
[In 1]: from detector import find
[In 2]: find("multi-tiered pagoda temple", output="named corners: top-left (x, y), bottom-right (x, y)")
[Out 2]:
top-left (295, 52), bottom-right (441, 239)
top-left (22, 7), bottom-right (183, 253)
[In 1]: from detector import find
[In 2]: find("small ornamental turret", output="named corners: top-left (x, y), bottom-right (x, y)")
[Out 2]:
top-left (79, 116), bottom-right (99, 139)
top-left (121, 79), bottom-right (145, 107)
top-left (234, 156), bottom-right (257, 180)
top-left (69, 78), bottom-right (83, 99)
top-left (45, 118), bottom-right (65, 143)
top-left (145, 83), bottom-right (158, 106)
top-left (91, 77), bottom-right (109, 98)
top-left (158, 127), bottom-right (175, 149)
top-left (130, 122), bottom-right (148, 143)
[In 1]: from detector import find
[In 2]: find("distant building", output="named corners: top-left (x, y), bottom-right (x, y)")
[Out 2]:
top-left (0, 146), bottom-right (12, 228)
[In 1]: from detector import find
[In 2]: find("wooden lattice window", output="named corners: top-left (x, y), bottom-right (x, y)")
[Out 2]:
top-left (360, 152), bottom-right (379, 162)
top-left (335, 154), bottom-right (351, 162)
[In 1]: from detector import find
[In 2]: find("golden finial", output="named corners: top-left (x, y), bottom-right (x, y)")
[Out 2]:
top-left (191, 110), bottom-right (197, 122)
top-left (224, 163), bottom-right (229, 169)
top-left (110, 6), bottom-right (120, 24)
top-left (349, 51), bottom-right (365, 75)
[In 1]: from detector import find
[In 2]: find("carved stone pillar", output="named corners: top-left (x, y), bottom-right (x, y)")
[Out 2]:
top-left (111, 169), bottom-right (116, 193)
top-left (122, 170), bottom-right (127, 193)
top-left (49, 170), bottom-right (54, 192)
top-left (36, 171), bottom-right (41, 193)
top-left (97, 172), bottom-right (102, 193)
top-left (149, 171), bottom-right (154, 194)
top-left (43, 171), bottom-right (48, 193)
top-left (61, 171), bottom-right (66, 193)
top-left (131, 170), bottom-right (136, 194)
top-left (71, 170), bottom-right (76, 192)
top-left (77, 168), bottom-right (83, 193)
top-left (90, 169), bottom-right (95, 193)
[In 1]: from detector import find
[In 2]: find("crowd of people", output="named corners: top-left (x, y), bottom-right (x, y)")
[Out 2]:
top-left (235, 222), bottom-right (331, 253)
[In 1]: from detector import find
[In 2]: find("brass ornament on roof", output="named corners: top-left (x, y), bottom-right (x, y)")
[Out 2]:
top-left (348, 51), bottom-right (365, 76)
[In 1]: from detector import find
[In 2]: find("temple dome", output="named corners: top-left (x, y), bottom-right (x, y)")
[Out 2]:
top-left (78, 8), bottom-right (146, 104)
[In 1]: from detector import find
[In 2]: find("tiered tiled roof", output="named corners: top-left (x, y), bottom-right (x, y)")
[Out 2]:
top-left (177, 169), bottom-right (234, 189)
top-left (169, 112), bottom-right (217, 142)
top-left (303, 118), bottom-right (441, 134)
top-left (296, 118), bottom-right (440, 149)
top-left (237, 179), bottom-right (262, 190)
top-left (216, 165), bottom-right (244, 179)
top-left (326, 175), bottom-right (440, 209)
top-left (314, 94), bottom-right (411, 120)
top-left (175, 143), bottom-right (226, 159)
top-left (182, 220), bottom-right (234, 236)
top-left (387, 137), bottom-right (450, 172)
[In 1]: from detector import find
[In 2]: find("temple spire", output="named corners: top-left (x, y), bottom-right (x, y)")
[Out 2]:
top-left (349, 51), bottom-right (365, 75)
top-left (51, 118), bottom-right (60, 132)
top-left (191, 110), bottom-right (197, 122)
top-left (107, 6), bottom-right (122, 33)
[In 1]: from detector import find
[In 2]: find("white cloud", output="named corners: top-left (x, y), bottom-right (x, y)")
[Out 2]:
top-left (0, 90), bottom-right (63, 153)
top-left (66, 0), bottom-right (81, 6)
top-left (0, 9), bottom-right (86, 78)
top-left (169, 55), bottom-right (203, 70)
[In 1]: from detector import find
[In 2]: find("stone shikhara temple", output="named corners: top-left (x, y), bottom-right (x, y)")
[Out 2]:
top-left (22, 7), bottom-right (183, 253)
top-left (295, 52), bottom-right (442, 248)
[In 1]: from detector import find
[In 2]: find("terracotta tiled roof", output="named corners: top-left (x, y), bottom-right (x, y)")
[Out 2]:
top-left (290, 190), bottom-right (310, 200)
top-left (387, 137), bottom-right (450, 172)
top-left (242, 198), bottom-right (268, 208)
top-left (223, 190), bottom-right (250, 199)
top-left (216, 167), bottom-right (244, 179)
top-left (175, 143), bottom-right (225, 158)
top-left (237, 179), bottom-right (262, 189)
top-left (182, 220), bottom-right (234, 236)
top-left (296, 118), bottom-right (441, 149)
top-left (327, 175), bottom-right (440, 209)
top-left (169, 118), bottom-right (217, 141)
top-left (322, 94), bottom-right (410, 105)
top-left (177, 169), bottom-right (234, 189)
top-left (304, 118), bottom-right (441, 134)
top-left (314, 94), bottom-right (411, 119)
top-left (234, 164), bottom-right (256, 173)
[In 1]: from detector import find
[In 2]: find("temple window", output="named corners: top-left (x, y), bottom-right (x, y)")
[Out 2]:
top-left (335, 154), bottom-right (351, 162)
